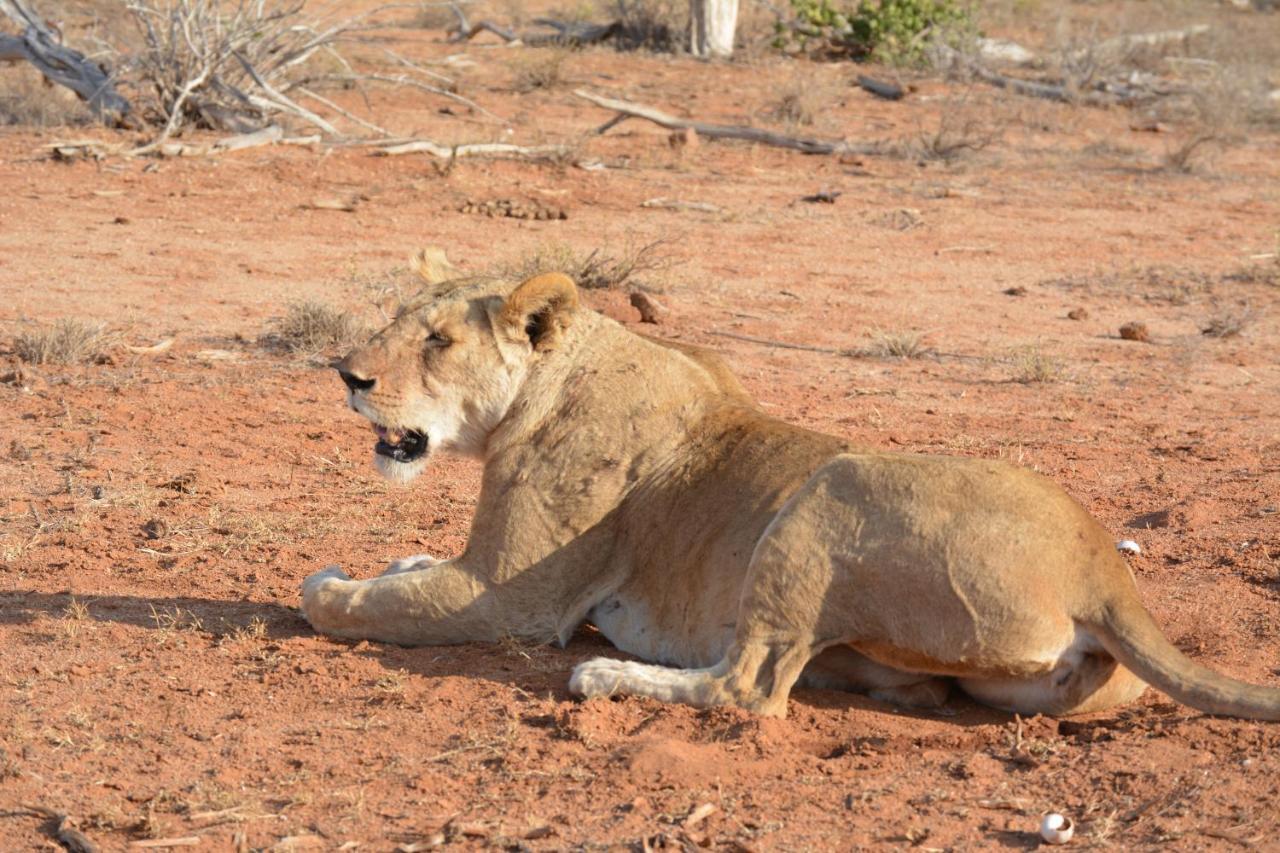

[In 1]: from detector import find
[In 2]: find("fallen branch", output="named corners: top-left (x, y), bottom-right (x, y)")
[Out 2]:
top-left (935, 46), bottom-right (1169, 106)
top-left (1071, 25), bottom-right (1210, 63)
top-left (574, 89), bottom-right (882, 156)
top-left (448, 18), bottom-right (519, 42)
top-left (856, 75), bottom-right (905, 101)
top-left (641, 197), bottom-right (722, 213)
top-left (371, 139), bottom-right (569, 160)
top-left (448, 16), bottom-right (621, 46)
top-left (20, 805), bottom-right (98, 853)
top-left (0, 0), bottom-right (131, 123)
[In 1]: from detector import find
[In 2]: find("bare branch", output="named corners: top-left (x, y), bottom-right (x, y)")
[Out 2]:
top-left (574, 89), bottom-right (882, 156)
top-left (0, 0), bottom-right (131, 122)
top-left (372, 139), bottom-right (569, 160)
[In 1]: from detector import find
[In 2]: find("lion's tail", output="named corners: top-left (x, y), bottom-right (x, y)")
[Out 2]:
top-left (1088, 593), bottom-right (1280, 721)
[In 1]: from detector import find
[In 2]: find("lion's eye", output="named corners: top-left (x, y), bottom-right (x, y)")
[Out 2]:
top-left (426, 331), bottom-right (451, 348)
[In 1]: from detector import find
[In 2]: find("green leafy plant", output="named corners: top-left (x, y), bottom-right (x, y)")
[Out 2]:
top-left (776, 0), bottom-right (976, 66)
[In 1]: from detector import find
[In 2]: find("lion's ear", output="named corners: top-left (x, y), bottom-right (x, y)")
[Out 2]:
top-left (410, 246), bottom-right (459, 286)
top-left (501, 272), bottom-right (579, 351)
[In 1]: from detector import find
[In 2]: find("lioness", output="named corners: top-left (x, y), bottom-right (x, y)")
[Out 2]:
top-left (301, 256), bottom-right (1280, 720)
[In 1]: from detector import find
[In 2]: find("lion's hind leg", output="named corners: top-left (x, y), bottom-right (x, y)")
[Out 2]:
top-left (959, 645), bottom-right (1147, 716)
top-left (802, 647), bottom-right (953, 709)
top-left (571, 636), bottom-right (817, 717)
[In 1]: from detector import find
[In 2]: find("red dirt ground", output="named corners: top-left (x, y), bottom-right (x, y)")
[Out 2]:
top-left (2, 2), bottom-right (1279, 849)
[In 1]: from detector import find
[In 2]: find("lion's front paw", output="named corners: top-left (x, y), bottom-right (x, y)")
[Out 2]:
top-left (301, 565), bottom-right (352, 629)
top-left (569, 657), bottom-right (632, 699)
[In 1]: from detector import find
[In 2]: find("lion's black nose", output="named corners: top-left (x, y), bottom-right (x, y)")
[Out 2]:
top-left (338, 369), bottom-right (375, 392)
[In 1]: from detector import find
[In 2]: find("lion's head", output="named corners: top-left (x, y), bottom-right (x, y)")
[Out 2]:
top-left (334, 250), bottom-right (579, 482)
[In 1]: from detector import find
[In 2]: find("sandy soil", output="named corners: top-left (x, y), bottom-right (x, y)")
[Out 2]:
top-left (2, 2), bottom-right (1280, 849)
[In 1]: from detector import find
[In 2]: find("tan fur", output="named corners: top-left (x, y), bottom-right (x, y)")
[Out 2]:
top-left (302, 257), bottom-right (1280, 720)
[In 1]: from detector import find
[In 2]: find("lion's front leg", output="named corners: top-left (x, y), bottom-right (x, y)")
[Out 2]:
top-left (379, 553), bottom-right (442, 577)
top-left (300, 558), bottom-right (501, 646)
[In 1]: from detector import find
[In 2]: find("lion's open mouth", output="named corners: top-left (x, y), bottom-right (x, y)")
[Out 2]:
top-left (373, 424), bottom-right (428, 463)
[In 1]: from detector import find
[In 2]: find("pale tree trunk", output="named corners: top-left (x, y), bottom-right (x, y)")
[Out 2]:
top-left (689, 0), bottom-right (738, 58)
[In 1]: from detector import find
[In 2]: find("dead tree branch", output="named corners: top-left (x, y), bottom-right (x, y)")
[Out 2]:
top-left (371, 139), bottom-right (570, 160)
top-left (574, 89), bottom-right (882, 156)
top-left (0, 0), bottom-right (131, 123)
top-left (449, 17), bottom-right (621, 46)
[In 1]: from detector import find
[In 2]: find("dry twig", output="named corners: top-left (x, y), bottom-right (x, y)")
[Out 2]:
top-left (575, 89), bottom-right (881, 156)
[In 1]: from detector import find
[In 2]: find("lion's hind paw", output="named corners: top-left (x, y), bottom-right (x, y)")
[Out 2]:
top-left (569, 657), bottom-right (633, 698)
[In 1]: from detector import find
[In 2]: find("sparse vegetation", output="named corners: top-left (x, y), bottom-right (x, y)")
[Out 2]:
top-left (120, 0), bottom-right (378, 142)
top-left (13, 319), bottom-right (113, 365)
top-left (1009, 345), bottom-right (1065, 384)
top-left (1201, 304), bottom-right (1256, 339)
top-left (0, 67), bottom-right (90, 127)
top-left (909, 94), bottom-right (1000, 161)
top-left (775, 0), bottom-right (976, 65)
top-left (767, 69), bottom-right (837, 127)
top-left (510, 48), bottom-right (569, 93)
top-left (500, 239), bottom-right (682, 290)
top-left (612, 0), bottom-right (682, 51)
top-left (264, 301), bottom-right (368, 354)
top-left (870, 329), bottom-right (931, 359)
top-left (410, 1), bottom-right (458, 30)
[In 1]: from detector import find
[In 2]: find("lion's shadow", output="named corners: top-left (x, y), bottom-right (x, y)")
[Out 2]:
top-left (0, 588), bottom-right (1139, 736)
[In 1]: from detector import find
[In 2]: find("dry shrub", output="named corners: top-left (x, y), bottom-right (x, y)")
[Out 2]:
top-left (870, 330), bottom-right (930, 359)
top-left (1041, 264), bottom-right (1214, 306)
top-left (509, 48), bottom-right (569, 93)
top-left (121, 0), bottom-right (380, 139)
top-left (1009, 345), bottom-right (1065, 384)
top-left (767, 67), bottom-right (838, 128)
top-left (411, 1), bottom-right (459, 29)
top-left (1200, 304), bottom-right (1256, 339)
top-left (0, 67), bottom-right (91, 127)
top-left (501, 239), bottom-right (681, 290)
top-left (611, 0), bottom-right (682, 51)
top-left (907, 93), bottom-right (1001, 162)
top-left (13, 319), bottom-right (113, 365)
top-left (1222, 260), bottom-right (1280, 288)
top-left (265, 301), bottom-right (368, 354)
top-left (1159, 74), bottom-right (1247, 173)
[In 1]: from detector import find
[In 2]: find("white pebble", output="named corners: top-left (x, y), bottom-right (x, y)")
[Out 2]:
top-left (1040, 813), bottom-right (1074, 845)
top-left (1116, 539), bottom-right (1142, 555)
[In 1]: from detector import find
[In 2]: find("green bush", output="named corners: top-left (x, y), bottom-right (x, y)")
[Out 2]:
top-left (776, 0), bottom-right (976, 66)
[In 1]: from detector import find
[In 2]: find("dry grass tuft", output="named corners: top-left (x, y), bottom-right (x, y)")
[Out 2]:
top-left (0, 68), bottom-right (91, 127)
top-left (612, 0), bottom-right (683, 51)
top-left (767, 69), bottom-right (838, 128)
top-left (1009, 346), bottom-right (1065, 384)
top-left (870, 330), bottom-right (931, 359)
top-left (265, 301), bottom-right (368, 354)
top-left (1201, 304), bottom-right (1256, 339)
top-left (905, 93), bottom-right (1002, 162)
top-left (1222, 260), bottom-right (1280, 289)
top-left (13, 319), bottom-right (114, 365)
top-left (411, 2), bottom-right (459, 29)
top-left (509, 48), bottom-right (570, 93)
top-left (501, 239), bottom-right (682, 290)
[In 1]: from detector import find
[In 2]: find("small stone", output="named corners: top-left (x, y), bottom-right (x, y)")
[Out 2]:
top-left (1119, 321), bottom-right (1150, 342)
top-left (1067, 308), bottom-right (1089, 321)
